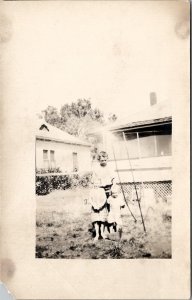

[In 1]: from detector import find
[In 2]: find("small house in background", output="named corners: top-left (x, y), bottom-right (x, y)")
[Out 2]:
top-left (88, 95), bottom-right (172, 205)
top-left (36, 120), bottom-right (91, 174)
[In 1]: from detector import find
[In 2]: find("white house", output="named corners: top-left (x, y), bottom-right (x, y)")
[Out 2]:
top-left (107, 100), bottom-right (172, 183)
top-left (36, 120), bottom-right (92, 174)
top-left (87, 97), bottom-right (172, 204)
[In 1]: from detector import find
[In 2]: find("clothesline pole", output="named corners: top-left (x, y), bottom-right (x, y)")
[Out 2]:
top-left (122, 132), bottom-right (146, 233)
top-left (111, 142), bottom-right (137, 223)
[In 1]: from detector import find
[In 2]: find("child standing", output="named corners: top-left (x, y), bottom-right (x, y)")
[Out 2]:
top-left (106, 187), bottom-right (125, 239)
top-left (89, 150), bottom-right (116, 241)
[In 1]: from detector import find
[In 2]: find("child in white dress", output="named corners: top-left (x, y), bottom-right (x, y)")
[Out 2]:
top-left (106, 187), bottom-right (125, 239)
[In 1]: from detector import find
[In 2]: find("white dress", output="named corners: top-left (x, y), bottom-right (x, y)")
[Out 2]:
top-left (91, 163), bottom-right (117, 187)
top-left (107, 194), bottom-right (125, 226)
top-left (89, 187), bottom-right (108, 223)
top-left (89, 162), bottom-right (118, 223)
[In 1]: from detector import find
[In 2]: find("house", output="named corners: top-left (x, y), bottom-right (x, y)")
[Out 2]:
top-left (87, 96), bottom-right (172, 204)
top-left (36, 120), bottom-right (92, 174)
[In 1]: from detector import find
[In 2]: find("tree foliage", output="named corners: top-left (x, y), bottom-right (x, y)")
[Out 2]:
top-left (42, 99), bottom-right (117, 138)
top-left (42, 106), bottom-right (60, 127)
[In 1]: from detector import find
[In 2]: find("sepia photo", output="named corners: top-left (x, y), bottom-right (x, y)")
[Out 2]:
top-left (0, 0), bottom-right (190, 298)
top-left (35, 96), bottom-right (172, 259)
top-left (33, 1), bottom-right (183, 260)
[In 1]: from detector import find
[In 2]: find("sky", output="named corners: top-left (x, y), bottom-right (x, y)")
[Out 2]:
top-left (3, 0), bottom-right (190, 121)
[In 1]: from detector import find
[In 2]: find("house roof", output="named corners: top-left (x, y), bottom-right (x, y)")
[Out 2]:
top-left (108, 101), bottom-right (172, 131)
top-left (36, 120), bottom-right (91, 147)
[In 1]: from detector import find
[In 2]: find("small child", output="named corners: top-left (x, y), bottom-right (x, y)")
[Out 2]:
top-left (106, 187), bottom-right (125, 239)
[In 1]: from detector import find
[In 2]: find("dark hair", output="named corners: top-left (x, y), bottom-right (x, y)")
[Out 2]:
top-left (97, 151), bottom-right (108, 161)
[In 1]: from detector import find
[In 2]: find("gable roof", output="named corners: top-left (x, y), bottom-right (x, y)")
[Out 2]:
top-left (36, 120), bottom-right (91, 147)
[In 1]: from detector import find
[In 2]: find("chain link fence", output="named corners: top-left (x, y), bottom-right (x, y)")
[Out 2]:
top-left (118, 181), bottom-right (172, 204)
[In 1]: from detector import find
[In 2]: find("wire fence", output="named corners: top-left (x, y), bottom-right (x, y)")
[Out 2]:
top-left (118, 181), bottom-right (172, 204)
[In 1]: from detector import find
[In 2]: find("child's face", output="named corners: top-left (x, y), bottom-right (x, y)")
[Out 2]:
top-left (98, 151), bottom-right (108, 167)
top-left (99, 156), bottom-right (108, 167)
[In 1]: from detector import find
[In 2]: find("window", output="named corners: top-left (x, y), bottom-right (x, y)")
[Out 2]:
top-left (43, 150), bottom-right (49, 169)
top-left (125, 133), bottom-right (139, 159)
top-left (110, 128), bottom-right (172, 160)
top-left (50, 150), bottom-right (55, 161)
top-left (50, 150), bottom-right (56, 168)
top-left (156, 133), bottom-right (172, 156)
top-left (109, 132), bottom-right (139, 160)
top-left (43, 150), bottom-right (48, 159)
top-left (72, 152), bottom-right (78, 172)
top-left (138, 131), bottom-right (172, 158)
top-left (139, 132), bottom-right (156, 158)
top-left (43, 150), bottom-right (56, 169)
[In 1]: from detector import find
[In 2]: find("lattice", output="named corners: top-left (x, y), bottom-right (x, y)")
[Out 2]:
top-left (118, 181), bottom-right (172, 204)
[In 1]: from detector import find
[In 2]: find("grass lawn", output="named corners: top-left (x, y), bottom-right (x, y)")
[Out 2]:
top-left (36, 188), bottom-right (171, 259)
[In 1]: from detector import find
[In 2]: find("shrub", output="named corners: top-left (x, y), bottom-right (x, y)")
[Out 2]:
top-left (69, 174), bottom-right (80, 188)
top-left (36, 176), bottom-right (51, 195)
top-left (69, 172), bottom-right (92, 188)
top-left (36, 172), bottom-right (93, 195)
top-left (36, 175), bottom-right (70, 195)
top-left (79, 172), bottom-right (93, 187)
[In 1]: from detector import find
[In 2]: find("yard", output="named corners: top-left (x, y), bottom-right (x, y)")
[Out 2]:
top-left (36, 188), bottom-right (171, 259)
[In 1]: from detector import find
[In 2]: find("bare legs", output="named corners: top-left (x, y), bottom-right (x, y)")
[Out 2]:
top-left (93, 222), bottom-right (107, 240)
top-left (93, 223), bottom-right (100, 241)
top-left (93, 222), bottom-right (122, 241)
top-left (101, 223), bottom-right (108, 239)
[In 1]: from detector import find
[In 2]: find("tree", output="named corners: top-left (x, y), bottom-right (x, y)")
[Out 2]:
top-left (59, 99), bottom-right (104, 136)
top-left (60, 99), bottom-right (103, 121)
top-left (42, 99), bottom-right (116, 138)
top-left (62, 115), bottom-right (81, 136)
top-left (43, 106), bottom-right (61, 128)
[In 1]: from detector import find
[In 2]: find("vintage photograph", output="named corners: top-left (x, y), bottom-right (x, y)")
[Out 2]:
top-left (35, 98), bottom-right (172, 259)
top-left (0, 0), bottom-right (190, 298)
top-left (33, 0), bottom-right (188, 260)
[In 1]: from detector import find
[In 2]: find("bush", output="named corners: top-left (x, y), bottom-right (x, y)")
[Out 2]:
top-left (69, 172), bottom-right (92, 188)
top-left (36, 175), bottom-right (70, 195)
top-left (36, 172), bottom-right (93, 195)
top-left (69, 174), bottom-right (80, 188)
top-left (79, 172), bottom-right (93, 187)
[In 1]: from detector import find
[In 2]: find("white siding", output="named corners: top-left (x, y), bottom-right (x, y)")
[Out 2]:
top-left (95, 156), bottom-right (172, 182)
top-left (36, 139), bottom-right (91, 173)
